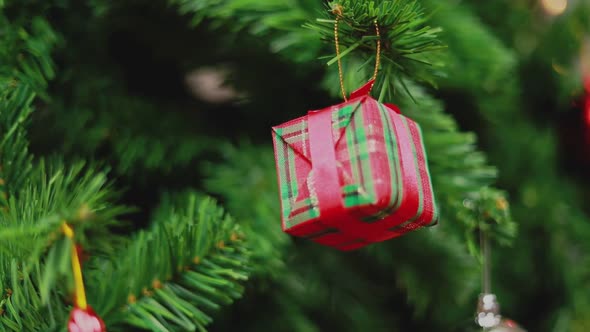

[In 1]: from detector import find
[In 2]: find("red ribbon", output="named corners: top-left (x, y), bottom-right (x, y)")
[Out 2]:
top-left (306, 81), bottom-right (422, 245)
top-left (306, 81), bottom-right (383, 248)
top-left (307, 104), bottom-right (368, 249)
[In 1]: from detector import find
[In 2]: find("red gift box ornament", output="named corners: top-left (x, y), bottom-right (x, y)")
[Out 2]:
top-left (271, 17), bottom-right (438, 250)
top-left (272, 14), bottom-right (438, 250)
top-left (272, 80), bottom-right (438, 250)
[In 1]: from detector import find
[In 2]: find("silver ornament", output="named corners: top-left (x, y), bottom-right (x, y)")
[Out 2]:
top-left (476, 293), bottom-right (501, 328)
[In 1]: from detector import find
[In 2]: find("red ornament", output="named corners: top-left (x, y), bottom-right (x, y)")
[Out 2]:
top-left (68, 306), bottom-right (106, 332)
top-left (272, 81), bottom-right (438, 250)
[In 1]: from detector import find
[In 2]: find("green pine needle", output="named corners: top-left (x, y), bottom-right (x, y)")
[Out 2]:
top-left (89, 192), bottom-right (250, 332)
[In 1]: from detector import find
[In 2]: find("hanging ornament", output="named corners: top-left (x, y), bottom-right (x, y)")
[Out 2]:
top-left (271, 12), bottom-right (438, 251)
top-left (62, 223), bottom-right (106, 332)
top-left (68, 306), bottom-right (106, 332)
top-left (476, 293), bottom-right (501, 328)
top-left (475, 231), bottom-right (526, 331)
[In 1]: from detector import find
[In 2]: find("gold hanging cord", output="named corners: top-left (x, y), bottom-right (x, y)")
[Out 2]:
top-left (334, 8), bottom-right (381, 101)
top-left (62, 222), bottom-right (88, 310)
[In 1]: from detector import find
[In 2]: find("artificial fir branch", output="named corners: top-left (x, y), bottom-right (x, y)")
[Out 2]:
top-left (44, 79), bottom-right (218, 177)
top-left (89, 193), bottom-right (250, 332)
top-left (0, 13), bottom-right (129, 331)
top-left (0, 15), bottom-right (61, 331)
top-left (0, 160), bottom-right (129, 331)
top-left (307, 0), bottom-right (445, 93)
top-left (168, 0), bottom-right (323, 63)
top-left (426, 2), bottom-right (590, 326)
top-left (203, 143), bottom-right (289, 280)
top-left (393, 81), bottom-right (517, 250)
top-left (0, 15), bottom-right (58, 205)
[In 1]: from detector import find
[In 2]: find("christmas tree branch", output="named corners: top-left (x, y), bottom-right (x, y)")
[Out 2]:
top-left (39, 62), bottom-right (219, 177)
top-left (307, 0), bottom-right (445, 93)
top-left (203, 143), bottom-right (290, 280)
top-left (0, 14), bottom-right (61, 331)
top-left (0, 15), bottom-right (58, 205)
top-left (0, 159), bottom-right (129, 331)
top-left (89, 193), bottom-right (250, 332)
top-left (0, 13), bottom-right (129, 330)
top-left (375, 79), bottom-right (517, 262)
top-left (168, 0), bottom-right (323, 63)
top-left (427, 2), bottom-right (590, 324)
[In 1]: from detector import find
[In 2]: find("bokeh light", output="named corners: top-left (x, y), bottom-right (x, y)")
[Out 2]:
top-left (540, 0), bottom-right (568, 16)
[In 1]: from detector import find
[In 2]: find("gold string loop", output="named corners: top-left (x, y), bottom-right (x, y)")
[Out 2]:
top-left (334, 12), bottom-right (381, 101)
top-left (62, 222), bottom-right (88, 310)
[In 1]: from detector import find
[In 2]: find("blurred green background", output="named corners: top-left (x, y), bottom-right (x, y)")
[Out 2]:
top-left (1, 0), bottom-right (590, 331)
